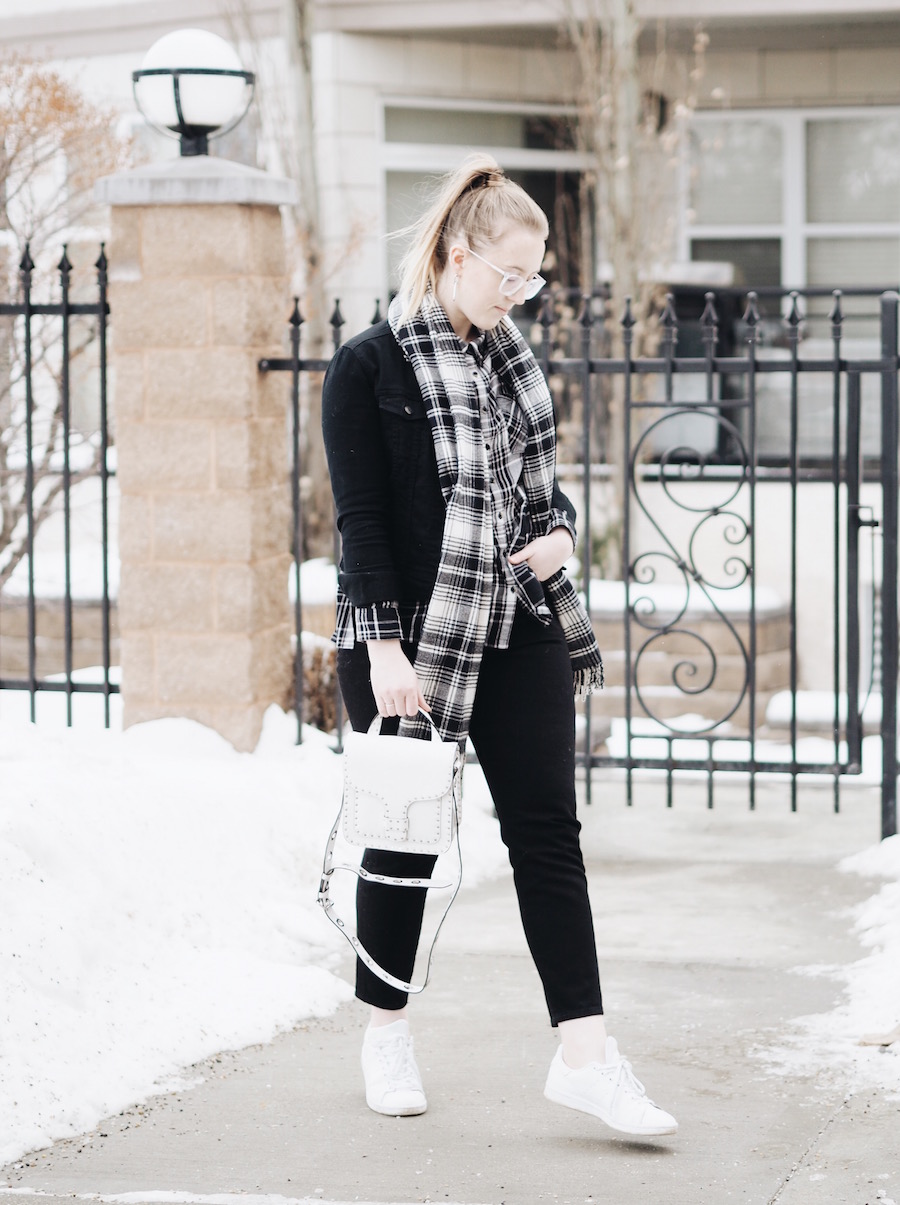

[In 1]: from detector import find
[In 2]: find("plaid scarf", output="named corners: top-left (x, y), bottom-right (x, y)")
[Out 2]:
top-left (389, 293), bottom-right (603, 742)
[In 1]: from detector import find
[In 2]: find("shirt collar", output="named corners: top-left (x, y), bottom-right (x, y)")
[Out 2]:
top-left (462, 329), bottom-right (489, 368)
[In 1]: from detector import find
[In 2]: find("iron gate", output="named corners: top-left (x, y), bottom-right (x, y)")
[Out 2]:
top-left (554, 289), bottom-right (899, 840)
top-left (265, 288), bottom-right (900, 840)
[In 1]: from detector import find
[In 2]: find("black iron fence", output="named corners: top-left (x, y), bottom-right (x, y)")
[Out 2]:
top-left (0, 244), bottom-right (117, 725)
top-left (264, 287), bottom-right (900, 840)
top-left (10, 243), bottom-right (895, 838)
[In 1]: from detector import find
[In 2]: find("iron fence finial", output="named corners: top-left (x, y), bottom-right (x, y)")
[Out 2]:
top-left (661, 293), bottom-right (678, 328)
top-left (578, 293), bottom-right (594, 329)
top-left (20, 244), bottom-right (34, 275)
top-left (829, 289), bottom-right (844, 334)
top-left (700, 291), bottom-right (718, 328)
top-left (786, 291), bottom-right (802, 345)
top-left (742, 291), bottom-right (760, 336)
top-left (330, 299), bottom-right (345, 351)
top-left (660, 293), bottom-right (678, 354)
top-left (700, 291), bottom-right (718, 355)
top-left (58, 246), bottom-right (72, 280)
top-left (371, 299), bottom-right (382, 324)
top-left (289, 296), bottom-right (303, 328)
top-left (95, 244), bottom-right (108, 282)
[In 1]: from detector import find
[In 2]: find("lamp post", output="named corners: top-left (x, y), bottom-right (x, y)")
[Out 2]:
top-left (132, 28), bottom-right (255, 157)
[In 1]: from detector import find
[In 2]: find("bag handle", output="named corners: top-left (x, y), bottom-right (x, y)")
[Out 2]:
top-left (317, 792), bottom-right (462, 994)
top-left (365, 706), bottom-right (440, 740)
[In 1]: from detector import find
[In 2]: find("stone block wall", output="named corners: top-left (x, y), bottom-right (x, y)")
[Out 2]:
top-left (108, 195), bottom-right (292, 751)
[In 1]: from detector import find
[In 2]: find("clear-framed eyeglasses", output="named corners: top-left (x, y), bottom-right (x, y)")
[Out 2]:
top-left (467, 247), bottom-right (546, 301)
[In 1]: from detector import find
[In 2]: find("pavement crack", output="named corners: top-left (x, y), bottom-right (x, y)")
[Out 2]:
top-left (766, 1093), bottom-right (852, 1204)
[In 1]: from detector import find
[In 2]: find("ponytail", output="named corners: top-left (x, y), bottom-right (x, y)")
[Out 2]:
top-left (396, 153), bottom-right (548, 320)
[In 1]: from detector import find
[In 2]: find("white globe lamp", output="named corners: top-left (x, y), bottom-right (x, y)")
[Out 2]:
top-left (132, 29), bottom-right (255, 156)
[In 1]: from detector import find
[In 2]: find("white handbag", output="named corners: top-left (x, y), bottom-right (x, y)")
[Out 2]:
top-left (318, 710), bottom-right (464, 993)
top-left (341, 711), bottom-right (461, 853)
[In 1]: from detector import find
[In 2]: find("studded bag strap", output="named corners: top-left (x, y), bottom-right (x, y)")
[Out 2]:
top-left (316, 791), bottom-right (462, 995)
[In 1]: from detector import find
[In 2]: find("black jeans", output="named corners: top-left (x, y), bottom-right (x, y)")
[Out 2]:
top-left (335, 607), bottom-right (604, 1026)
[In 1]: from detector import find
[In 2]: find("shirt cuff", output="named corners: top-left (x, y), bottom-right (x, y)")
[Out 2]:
top-left (548, 509), bottom-right (577, 553)
top-left (354, 603), bottom-right (403, 642)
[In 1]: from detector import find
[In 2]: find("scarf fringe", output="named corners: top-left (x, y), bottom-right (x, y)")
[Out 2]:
top-left (574, 663), bottom-right (605, 699)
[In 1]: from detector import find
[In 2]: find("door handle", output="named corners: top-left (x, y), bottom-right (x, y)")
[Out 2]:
top-left (848, 504), bottom-right (880, 529)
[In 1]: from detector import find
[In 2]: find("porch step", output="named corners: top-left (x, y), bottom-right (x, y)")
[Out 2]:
top-left (590, 600), bottom-right (791, 728)
top-left (599, 647), bottom-right (790, 694)
top-left (587, 684), bottom-right (778, 730)
top-left (592, 609), bottom-right (791, 659)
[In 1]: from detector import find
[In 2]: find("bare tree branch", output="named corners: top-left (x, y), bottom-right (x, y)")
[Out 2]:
top-left (0, 56), bottom-right (127, 594)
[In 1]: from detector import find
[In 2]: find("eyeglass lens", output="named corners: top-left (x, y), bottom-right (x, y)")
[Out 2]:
top-left (501, 276), bottom-right (544, 300)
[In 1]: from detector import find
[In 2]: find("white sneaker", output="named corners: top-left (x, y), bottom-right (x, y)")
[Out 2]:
top-left (544, 1037), bottom-right (678, 1137)
top-left (361, 1020), bottom-right (427, 1116)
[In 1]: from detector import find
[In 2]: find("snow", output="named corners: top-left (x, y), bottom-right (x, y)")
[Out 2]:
top-left (0, 1196), bottom-right (483, 1205)
top-left (758, 834), bottom-right (900, 1097)
top-left (2, 477), bottom-right (119, 602)
top-left (589, 576), bottom-right (785, 618)
top-left (604, 713), bottom-right (885, 783)
top-left (767, 689), bottom-right (883, 729)
top-left (0, 696), bottom-right (509, 1167)
top-left (292, 558), bottom-right (337, 606)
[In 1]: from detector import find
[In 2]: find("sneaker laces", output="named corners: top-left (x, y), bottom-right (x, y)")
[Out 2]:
top-left (373, 1034), bottom-right (421, 1090)
top-left (610, 1052), bottom-right (658, 1108)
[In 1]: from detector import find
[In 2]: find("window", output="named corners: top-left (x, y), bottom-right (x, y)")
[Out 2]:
top-left (689, 119), bottom-right (783, 226)
top-left (385, 167), bottom-right (586, 295)
top-left (807, 117), bottom-right (900, 224)
top-left (683, 108), bottom-right (900, 462)
top-left (384, 107), bottom-right (575, 151)
top-left (684, 108), bottom-right (900, 334)
top-left (381, 98), bottom-right (593, 297)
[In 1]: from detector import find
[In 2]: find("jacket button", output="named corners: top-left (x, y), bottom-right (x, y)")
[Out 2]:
top-left (404, 404), bottom-right (413, 415)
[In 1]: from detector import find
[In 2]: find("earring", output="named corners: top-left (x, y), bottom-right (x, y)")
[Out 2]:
top-left (452, 273), bottom-right (460, 302)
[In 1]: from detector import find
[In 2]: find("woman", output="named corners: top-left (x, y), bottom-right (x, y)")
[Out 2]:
top-left (321, 154), bottom-right (677, 1138)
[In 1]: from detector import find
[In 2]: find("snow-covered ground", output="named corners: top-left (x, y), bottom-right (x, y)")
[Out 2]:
top-left (3, 525), bottom-right (899, 1163)
top-left (0, 693), bottom-right (509, 1167)
top-left (758, 833), bottom-right (900, 1097)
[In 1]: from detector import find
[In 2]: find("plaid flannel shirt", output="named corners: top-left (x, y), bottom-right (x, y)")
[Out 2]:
top-left (333, 334), bottom-right (576, 650)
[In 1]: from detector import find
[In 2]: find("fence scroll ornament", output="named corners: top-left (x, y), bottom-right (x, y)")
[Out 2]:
top-left (624, 289), bottom-right (753, 736)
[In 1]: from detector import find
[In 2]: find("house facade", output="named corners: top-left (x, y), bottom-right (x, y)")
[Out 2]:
top-left (2, 1), bottom-right (900, 329)
top-left (309, 0), bottom-right (900, 329)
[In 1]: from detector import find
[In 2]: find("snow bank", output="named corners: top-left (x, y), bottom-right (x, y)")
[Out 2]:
top-left (0, 701), bottom-right (508, 1165)
top-left (758, 834), bottom-right (900, 1096)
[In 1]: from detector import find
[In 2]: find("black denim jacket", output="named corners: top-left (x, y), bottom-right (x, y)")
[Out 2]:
top-left (321, 319), bottom-right (576, 609)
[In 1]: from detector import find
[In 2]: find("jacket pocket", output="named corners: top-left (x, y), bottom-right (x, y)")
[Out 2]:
top-left (376, 391), bottom-right (439, 570)
top-left (377, 391), bottom-right (427, 421)
top-left (376, 391), bottom-right (431, 480)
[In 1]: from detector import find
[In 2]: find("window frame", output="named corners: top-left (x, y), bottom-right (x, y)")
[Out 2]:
top-left (379, 95), bottom-right (595, 294)
top-left (680, 105), bottom-right (900, 294)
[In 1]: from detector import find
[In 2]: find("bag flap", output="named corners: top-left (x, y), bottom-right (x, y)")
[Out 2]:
top-left (343, 730), bottom-right (457, 800)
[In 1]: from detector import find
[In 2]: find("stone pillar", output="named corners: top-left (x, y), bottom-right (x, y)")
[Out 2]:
top-left (95, 158), bottom-right (297, 751)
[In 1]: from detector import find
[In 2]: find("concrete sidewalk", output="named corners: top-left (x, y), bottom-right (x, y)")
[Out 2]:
top-left (2, 775), bottom-right (898, 1205)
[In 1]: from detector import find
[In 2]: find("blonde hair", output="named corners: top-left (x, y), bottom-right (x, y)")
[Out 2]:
top-left (397, 153), bottom-right (549, 320)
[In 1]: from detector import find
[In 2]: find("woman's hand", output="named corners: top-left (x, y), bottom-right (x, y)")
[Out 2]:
top-left (366, 640), bottom-right (431, 717)
top-left (508, 527), bottom-right (575, 582)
